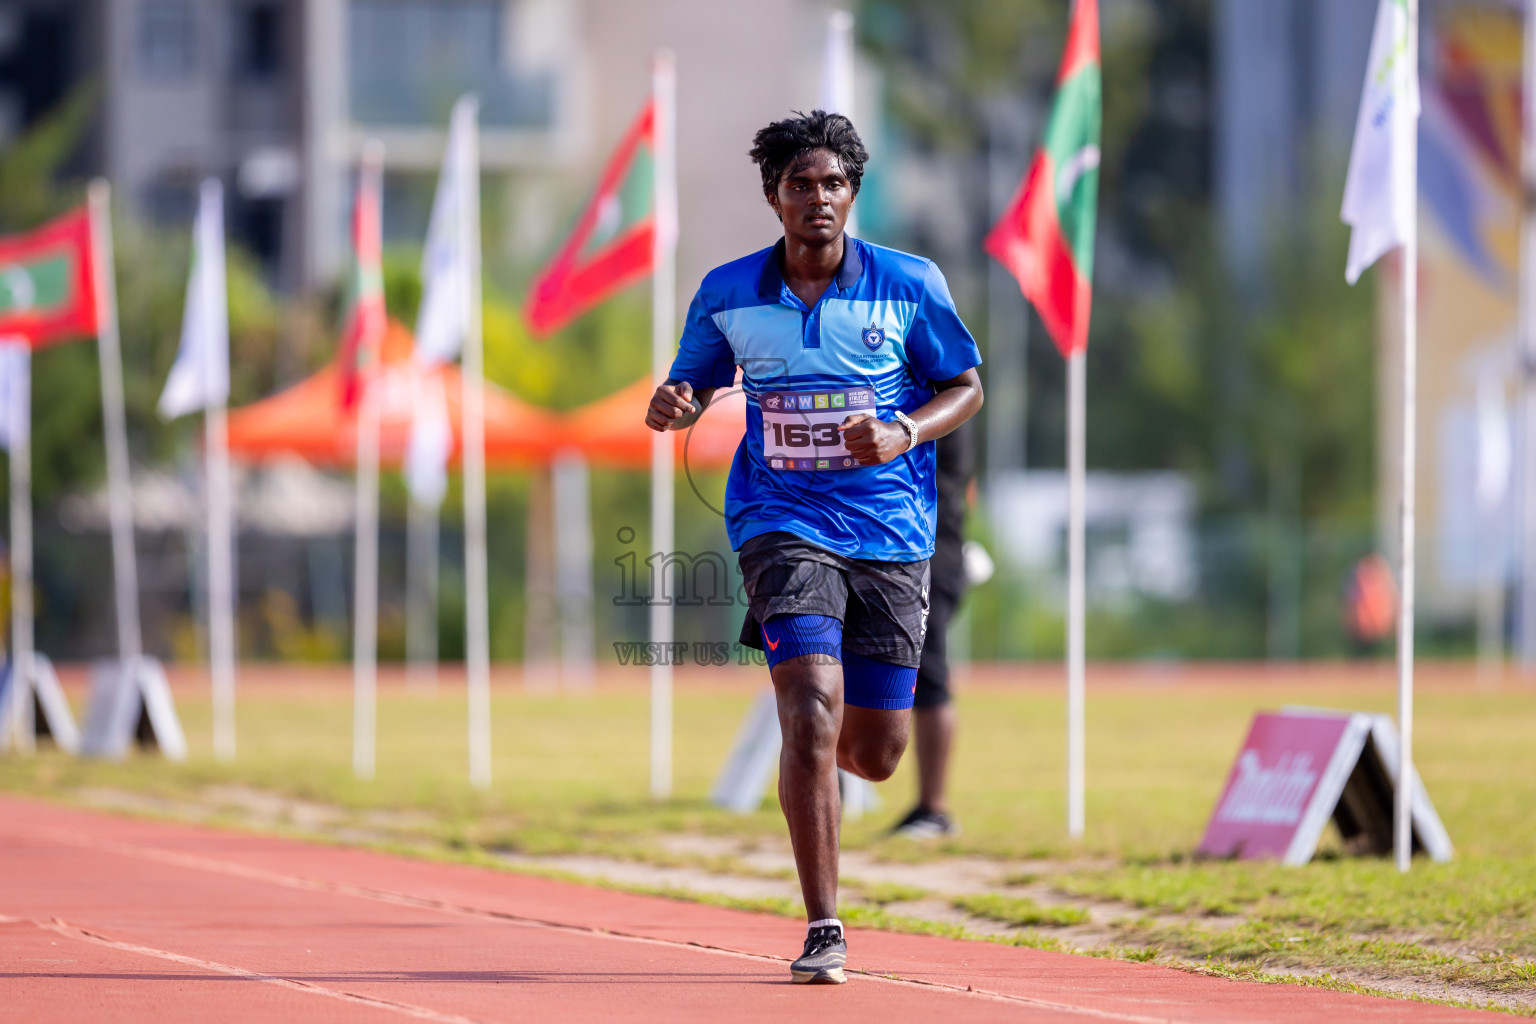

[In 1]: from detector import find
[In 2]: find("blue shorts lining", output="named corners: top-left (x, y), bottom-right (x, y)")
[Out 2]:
top-left (841, 650), bottom-right (917, 710)
top-left (761, 615), bottom-right (915, 710)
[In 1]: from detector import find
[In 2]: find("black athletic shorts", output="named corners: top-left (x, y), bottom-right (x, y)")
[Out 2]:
top-left (736, 532), bottom-right (930, 668)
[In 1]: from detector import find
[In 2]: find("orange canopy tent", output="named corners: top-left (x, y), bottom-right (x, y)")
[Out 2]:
top-left (557, 376), bottom-right (745, 471)
top-left (227, 321), bottom-right (560, 468)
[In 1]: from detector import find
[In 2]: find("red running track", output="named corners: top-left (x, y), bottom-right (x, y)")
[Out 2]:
top-left (0, 795), bottom-right (1500, 1023)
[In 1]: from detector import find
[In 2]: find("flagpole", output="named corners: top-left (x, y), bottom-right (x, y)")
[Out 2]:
top-left (1517, 0), bottom-right (1536, 669)
top-left (352, 380), bottom-right (380, 780)
top-left (198, 177), bottom-right (238, 762)
top-left (821, 11), bottom-right (857, 239)
top-left (1394, 0), bottom-right (1421, 874)
top-left (207, 401), bottom-right (236, 760)
top-left (7, 345), bottom-right (34, 754)
top-left (650, 51), bottom-right (678, 799)
top-left (352, 142), bottom-right (384, 781)
top-left (1066, 348), bottom-right (1086, 838)
top-left (459, 98), bottom-right (492, 790)
top-left (87, 181), bottom-right (144, 674)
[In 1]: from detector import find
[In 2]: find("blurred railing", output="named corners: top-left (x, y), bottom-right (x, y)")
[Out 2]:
top-left (26, 501), bottom-right (1482, 666)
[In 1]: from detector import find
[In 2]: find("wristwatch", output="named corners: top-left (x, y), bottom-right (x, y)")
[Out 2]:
top-left (893, 410), bottom-right (921, 453)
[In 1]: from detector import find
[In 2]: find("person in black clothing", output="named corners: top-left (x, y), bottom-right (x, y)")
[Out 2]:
top-left (889, 420), bottom-right (973, 838)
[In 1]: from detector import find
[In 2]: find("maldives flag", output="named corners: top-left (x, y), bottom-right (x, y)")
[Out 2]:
top-left (0, 207), bottom-right (99, 349)
top-left (984, 0), bottom-right (1101, 359)
top-left (525, 97), bottom-right (663, 336)
top-left (338, 151), bottom-right (387, 408)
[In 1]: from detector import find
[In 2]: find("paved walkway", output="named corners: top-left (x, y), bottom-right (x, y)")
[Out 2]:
top-left (0, 795), bottom-right (1500, 1022)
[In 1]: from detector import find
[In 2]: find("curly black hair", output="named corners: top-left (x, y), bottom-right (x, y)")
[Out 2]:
top-left (748, 110), bottom-right (869, 200)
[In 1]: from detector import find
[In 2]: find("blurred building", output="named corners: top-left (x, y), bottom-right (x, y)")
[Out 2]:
top-left (0, 1), bottom-right (86, 150)
top-left (1, 0), bottom-right (852, 299)
top-left (990, 470), bottom-right (1198, 604)
top-left (1214, 0), bottom-right (1376, 286)
top-left (1216, 0), bottom-right (1525, 624)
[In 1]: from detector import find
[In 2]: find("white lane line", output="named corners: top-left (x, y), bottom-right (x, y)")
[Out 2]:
top-left (4, 821), bottom-right (1175, 1023)
top-left (13, 914), bottom-right (489, 1024)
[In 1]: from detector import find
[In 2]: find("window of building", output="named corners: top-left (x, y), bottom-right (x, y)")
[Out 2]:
top-left (137, 0), bottom-right (196, 80)
top-left (235, 1), bottom-right (282, 81)
top-left (230, 195), bottom-right (285, 283)
top-left (348, 0), bottom-right (553, 129)
top-left (142, 168), bottom-right (198, 224)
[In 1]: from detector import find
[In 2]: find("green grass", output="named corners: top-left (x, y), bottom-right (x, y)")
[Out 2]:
top-left (851, 880), bottom-right (932, 905)
top-left (952, 893), bottom-right (1091, 927)
top-left (1000, 870), bottom-right (1040, 887)
top-left (3, 666), bottom-right (1535, 1010)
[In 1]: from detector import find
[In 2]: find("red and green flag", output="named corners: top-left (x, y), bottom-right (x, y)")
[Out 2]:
top-left (338, 153), bottom-right (386, 408)
top-left (525, 98), bottom-right (660, 336)
top-left (0, 207), bottom-right (99, 349)
top-left (984, 0), bottom-right (1101, 359)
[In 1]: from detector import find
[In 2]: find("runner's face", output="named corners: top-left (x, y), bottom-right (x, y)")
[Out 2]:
top-left (770, 148), bottom-right (854, 245)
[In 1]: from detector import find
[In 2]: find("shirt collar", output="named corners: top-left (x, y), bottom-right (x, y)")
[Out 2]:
top-left (757, 234), bottom-right (863, 304)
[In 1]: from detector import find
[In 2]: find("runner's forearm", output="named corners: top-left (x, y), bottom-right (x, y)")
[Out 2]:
top-left (907, 369), bottom-right (983, 444)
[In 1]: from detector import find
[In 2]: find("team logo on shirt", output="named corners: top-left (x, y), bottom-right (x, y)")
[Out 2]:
top-left (861, 322), bottom-right (887, 351)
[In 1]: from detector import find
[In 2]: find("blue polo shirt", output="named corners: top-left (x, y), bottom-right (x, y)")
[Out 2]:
top-left (668, 236), bottom-right (981, 562)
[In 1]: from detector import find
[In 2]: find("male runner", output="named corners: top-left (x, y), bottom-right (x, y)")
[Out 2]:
top-left (644, 110), bottom-right (982, 984)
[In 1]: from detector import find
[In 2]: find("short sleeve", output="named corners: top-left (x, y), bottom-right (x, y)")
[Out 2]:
top-left (905, 261), bottom-right (982, 387)
top-left (667, 289), bottom-right (738, 390)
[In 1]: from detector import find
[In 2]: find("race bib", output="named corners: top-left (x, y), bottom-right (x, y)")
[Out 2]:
top-left (760, 388), bottom-right (877, 471)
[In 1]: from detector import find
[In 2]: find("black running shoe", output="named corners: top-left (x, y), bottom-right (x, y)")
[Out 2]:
top-left (790, 925), bottom-right (847, 985)
top-left (889, 806), bottom-right (959, 839)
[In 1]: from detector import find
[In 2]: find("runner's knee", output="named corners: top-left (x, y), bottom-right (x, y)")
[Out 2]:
top-left (838, 727), bottom-right (906, 782)
top-left (774, 671), bottom-right (840, 768)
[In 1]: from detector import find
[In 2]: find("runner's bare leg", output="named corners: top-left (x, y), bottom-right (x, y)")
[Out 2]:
top-left (773, 655), bottom-right (909, 921)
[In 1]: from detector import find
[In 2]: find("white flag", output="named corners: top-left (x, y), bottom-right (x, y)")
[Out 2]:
top-left (409, 96), bottom-right (476, 507)
top-left (415, 96), bottom-right (476, 367)
top-left (159, 179), bottom-right (230, 418)
top-left (405, 374), bottom-right (452, 507)
top-left (0, 339), bottom-right (29, 453)
top-left (1342, 0), bottom-right (1419, 285)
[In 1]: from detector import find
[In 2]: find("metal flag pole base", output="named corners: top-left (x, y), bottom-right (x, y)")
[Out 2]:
top-left (80, 655), bottom-right (187, 761)
top-left (0, 654), bottom-right (81, 755)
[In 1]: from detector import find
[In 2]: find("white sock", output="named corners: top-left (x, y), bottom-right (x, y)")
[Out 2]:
top-left (808, 918), bottom-right (842, 936)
